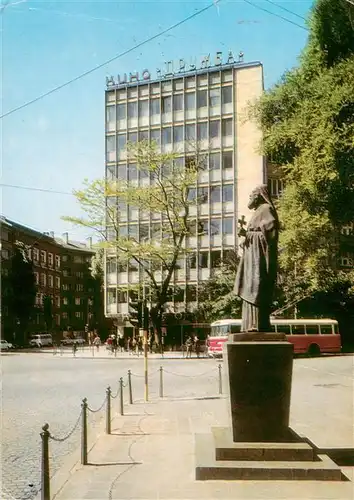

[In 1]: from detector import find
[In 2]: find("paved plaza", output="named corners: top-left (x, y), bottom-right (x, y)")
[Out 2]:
top-left (1, 352), bottom-right (354, 499)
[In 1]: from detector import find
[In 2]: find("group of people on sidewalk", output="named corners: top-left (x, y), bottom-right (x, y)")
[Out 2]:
top-left (185, 335), bottom-right (203, 358)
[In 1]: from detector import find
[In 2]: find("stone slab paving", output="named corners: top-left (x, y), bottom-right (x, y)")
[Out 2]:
top-left (52, 395), bottom-right (354, 500)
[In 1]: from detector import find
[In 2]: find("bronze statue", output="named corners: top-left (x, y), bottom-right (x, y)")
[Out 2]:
top-left (234, 185), bottom-right (279, 332)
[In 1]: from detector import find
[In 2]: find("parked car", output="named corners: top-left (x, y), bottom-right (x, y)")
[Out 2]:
top-left (29, 334), bottom-right (53, 348)
top-left (0, 340), bottom-right (14, 351)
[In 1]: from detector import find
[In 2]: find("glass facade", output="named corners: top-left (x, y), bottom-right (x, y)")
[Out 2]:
top-left (104, 62), bottom-right (263, 316)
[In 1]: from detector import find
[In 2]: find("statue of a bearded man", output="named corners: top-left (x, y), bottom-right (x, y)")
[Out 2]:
top-left (234, 184), bottom-right (279, 332)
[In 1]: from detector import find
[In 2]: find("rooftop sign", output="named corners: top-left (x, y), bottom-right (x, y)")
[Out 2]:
top-left (106, 50), bottom-right (244, 89)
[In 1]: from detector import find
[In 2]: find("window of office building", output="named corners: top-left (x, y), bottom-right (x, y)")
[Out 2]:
top-left (173, 94), bottom-right (183, 111)
top-left (187, 187), bottom-right (196, 202)
top-left (75, 297), bottom-right (81, 306)
top-left (209, 88), bottom-right (220, 107)
top-left (55, 276), bottom-right (60, 288)
top-left (76, 284), bottom-right (84, 292)
top-left (174, 287), bottom-right (185, 302)
top-left (127, 101), bottom-right (137, 118)
top-left (211, 250), bottom-right (221, 268)
top-left (197, 89), bottom-right (207, 108)
top-left (222, 118), bottom-right (232, 136)
top-left (128, 225), bottom-right (138, 239)
top-left (128, 131), bottom-right (137, 144)
top-left (210, 120), bottom-right (220, 138)
top-left (151, 82), bottom-right (160, 94)
top-left (117, 103), bottom-right (126, 120)
top-left (119, 225), bottom-right (128, 237)
top-left (174, 157), bottom-right (184, 169)
top-left (209, 153), bottom-right (220, 170)
top-left (139, 85), bottom-right (149, 97)
top-left (150, 129), bottom-right (160, 145)
top-left (199, 220), bottom-right (209, 235)
top-left (106, 106), bottom-right (115, 123)
top-left (33, 248), bottom-right (39, 262)
top-left (222, 185), bottom-right (233, 202)
top-left (117, 134), bottom-right (126, 152)
top-left (185, 92), bottom-right (195, 110)
top-left (222, 151), bottom-right (233, 169)
top-left (197, 74), bottom-right (208, 86)
top-left (223, 218), bottom-right (233, 234)
top-left (34, 272), bottom-right (39, 284)
top-left (138, 100), bottom-right (148, 117)
top-left (40, 273), bottom-right (46, 286)
top-left (199, 252), bottom-right (208, 268)
top-left (62, 311), bottom-right (68, 319)
top-left (55, 296), bottom-right (60, 308)
top-left (174, 79), bottom-right (183, 91)
top-left (197, 122), bottom-right (208, 141)
top-left (210, 185), bottom-right (221, 203)
top-left (186, 124), bottom-right (195, 141)
top-left (162, 127), bottom-right (172, 144)
top-left (150, 98), bottom-right (160, 115)
top-left (117, 89), bottom-right (126, 101)
top-left (139, 129), bottom-right (149, 141)
top-left (117, 164), bottom-right (127, 180)
top-left (75, 312), bottom-right (82, 319)
top-left (140, 224), bottom-right (149, 240)
top-left (48, 275), bottom-right (54, 288)
top-left (128, 87), bottom-right (138, 99)
top-left (222, 86), bottom-right (232, 104)
top-left (40, 250), bottom-right (46, 264)
top-left (222, 70), bottom-right (233, 82)
top-left (210, 72), bottom-right (221, 85)
top-left (162, 96), bottom-right (172, 113)
top-left (198, 186), bottom-right (208, 204)
top-left (128, 259), bottom-right (138, 271)
top-left (55, 255), bottom-right (60, 268)
top-left (48, 253), bottom-right (53, 267)
top-left (151, 223), bottom-right (161, 240)
top-left (210, 218), bottom-right (221, 235)
top-left (128, 164), bottom-right (137, 181)
top-left (188, 253), bottom-right (197, 269)
top-left (74, 255), bottom-right (83, 263)
top-left (173, 125), bottom-right (183, 143)
top-left (106, 136), bottom-right (115, 155)
top-left (185, 76), bottom-right (195, 89)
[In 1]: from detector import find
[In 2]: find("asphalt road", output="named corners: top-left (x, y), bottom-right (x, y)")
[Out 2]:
top-left (1, 351), bottom-right (353, 500)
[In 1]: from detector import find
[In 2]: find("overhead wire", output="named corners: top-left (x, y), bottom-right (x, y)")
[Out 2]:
top-left (242, 0), bottom-right (308, 31)
top-left (0, 182), bottom-right (73, 196)
top-left (0, 1), bottom-right (220, 119)
top-left (262, 0), bottom-right (306, 22)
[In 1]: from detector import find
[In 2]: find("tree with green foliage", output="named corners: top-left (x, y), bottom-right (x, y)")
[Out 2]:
top-left (63, 142), bottom-right (202, 339)
top-left (250, 0), bottom-right (354, 309)
top-left (5, 243), bottom-right (37, 345)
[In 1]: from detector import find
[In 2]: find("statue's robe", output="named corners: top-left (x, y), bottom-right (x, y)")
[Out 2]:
top-left (234, 203), bottom-right (278, 332)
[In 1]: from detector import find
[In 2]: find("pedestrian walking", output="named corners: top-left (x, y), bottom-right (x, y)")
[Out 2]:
top-left (111, 334), bottom-right (118, 357)
top-left (194, 335), bottom-right (201, 358)
top-left (93, 335), bottom-right (101, 352)
top-left (72, 341), bottom-right (78, 357)
top-left (185, 336), bottom-right (193, 359)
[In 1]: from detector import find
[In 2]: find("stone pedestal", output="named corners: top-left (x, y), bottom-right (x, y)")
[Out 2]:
top-left (195, 334), bottom-right (345, 481)
top-left (224, 336), bottom-right (293, 442)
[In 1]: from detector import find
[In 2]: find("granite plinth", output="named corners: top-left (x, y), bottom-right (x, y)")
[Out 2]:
top-left (225, 340), bottom-right (293, 442)
top-left (212, 427), bottom-right (315, 461)
top-left (195, 433), bottom-right (343, 481)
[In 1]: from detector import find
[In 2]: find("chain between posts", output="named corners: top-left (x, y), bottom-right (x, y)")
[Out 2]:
top-left (48, 409), bottom-right (83, 442)
top-left (87, 395), bottom-right (107, 413)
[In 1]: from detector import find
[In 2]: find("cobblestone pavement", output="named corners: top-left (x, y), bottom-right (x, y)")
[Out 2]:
top-left (1, 352), bottom-right (221, 500)
top-left (1, 353), bottom-right (353, 499)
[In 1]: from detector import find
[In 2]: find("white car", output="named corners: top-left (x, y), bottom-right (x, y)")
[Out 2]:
top-left (0, 340), bottom-right (14, 351)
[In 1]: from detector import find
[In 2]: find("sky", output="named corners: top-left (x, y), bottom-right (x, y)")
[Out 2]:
top-left (1, 0), bottom-right (313, 242)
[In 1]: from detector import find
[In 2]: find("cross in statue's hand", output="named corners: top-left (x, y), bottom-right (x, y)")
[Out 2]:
top-left (237, 215), bottom-right (247, 237)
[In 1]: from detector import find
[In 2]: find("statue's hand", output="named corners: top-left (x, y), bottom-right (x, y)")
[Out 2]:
top-left (238, 227), bottom-right (247, 237)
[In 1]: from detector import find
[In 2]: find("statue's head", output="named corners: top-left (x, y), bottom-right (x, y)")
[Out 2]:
top-left (248, 184), bottom-right (273, 210)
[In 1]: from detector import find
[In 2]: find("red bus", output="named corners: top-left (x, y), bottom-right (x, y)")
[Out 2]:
top-left (208, 318), bottom-right (341, 357)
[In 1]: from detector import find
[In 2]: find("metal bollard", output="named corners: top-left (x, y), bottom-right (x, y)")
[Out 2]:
top-left (128, 370), bottom-right (133, 404)
top-left (40, 423), bottom-right (50, 500)
top-left (81, 398), bottom-right (88, 465)
top-left (119, 377), bottom-right (124, 416)
top-left (106, 386), bottom-right (111, 435)
top-left (218, 364), bottom-right (223, 394)
top-left (159, 366), bottom-right (164, 398)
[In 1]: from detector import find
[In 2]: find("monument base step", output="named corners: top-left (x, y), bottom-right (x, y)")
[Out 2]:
top-left (195, 433), bottom-right (343, 481)
top-left (212, 427), bottom-right (316, 461)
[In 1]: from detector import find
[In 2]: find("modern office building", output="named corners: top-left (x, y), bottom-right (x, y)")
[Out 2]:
top-left (104, 54), bottom-right (266, 319)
